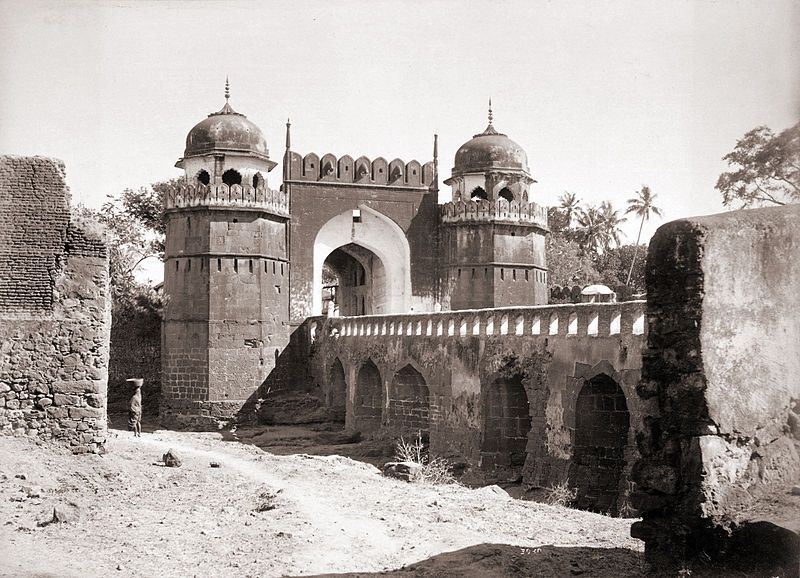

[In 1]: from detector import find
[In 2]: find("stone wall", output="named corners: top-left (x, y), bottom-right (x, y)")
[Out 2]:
top-left (160, 205), bottom-right (290, 430)
top-left (632, 206), bottom-right (800, 571)
top-left (0, 155), bottom-right (111, 454)
top-left (108, 310), bottom-right (161, 415)
top-left (305, 301), bottom-right (650, 514)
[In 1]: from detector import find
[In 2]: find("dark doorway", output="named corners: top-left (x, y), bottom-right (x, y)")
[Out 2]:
top-left (354, 360), bottom-right (382, 432)
top-left (388, 365), bottom-right (430, 434)
top-left (328, 358), bottom-right (347, 422)
top-left (323, 244), bottom-right (387, 316)
top-left (482, 375), bottom-right (531, 477)
top-left (568, 374), bottom-right (630, 515)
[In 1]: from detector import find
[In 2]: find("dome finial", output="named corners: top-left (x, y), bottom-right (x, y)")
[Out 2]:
top-left (488, 98), bottom-right (493, 126)
top-left (225, 76), bottom-right (230, 101)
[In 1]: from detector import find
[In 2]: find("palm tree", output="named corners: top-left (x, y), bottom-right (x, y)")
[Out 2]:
top-left (625, 185), bottom-right (663, 286)
top-left (558, 192), bottom-right (581, 227)
top-left (575, 204), bottom-right (608, 255)
top-left (599, 201), bottom-right (627, 251)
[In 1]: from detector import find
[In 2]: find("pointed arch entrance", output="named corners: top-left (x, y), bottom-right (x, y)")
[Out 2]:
top-left (482, 375), bottom-right (531, 477)
top-left (568, 373), bottom-right (630, 515)
top-left (327, 358), bottom-right (347, 422)
top-left (388, 364), bottom-right (430, 434)
top-left (354, 360), bottom-right (382, 432)
top-left (313, 205), bottom-right (411, 316)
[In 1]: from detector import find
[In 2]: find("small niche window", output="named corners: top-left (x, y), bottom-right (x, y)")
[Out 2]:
top-left (196, 170), bottom-right (210, 185)
top-left (498, 187), bottom-right (514, 203)
top-left (252, 173), bottom-right (262, 188)
top-left (222, 169), bottom-right (242, 186)
top-left (470, 186), bottom-right (488, 201)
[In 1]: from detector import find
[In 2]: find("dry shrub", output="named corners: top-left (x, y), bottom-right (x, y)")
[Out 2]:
top-left (545, 480), bottom-right (576, 507)
top-left (394, 431), bottom-right (457, 485)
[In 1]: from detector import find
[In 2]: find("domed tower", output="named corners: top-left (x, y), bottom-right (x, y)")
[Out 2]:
top-left (440, 102), bottom-right (549, 309)
top-left (161, 81), bottom-right (290, 429)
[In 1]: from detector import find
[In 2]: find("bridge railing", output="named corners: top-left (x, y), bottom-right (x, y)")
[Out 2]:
top-left (307, 301), bottom-right (646, 343)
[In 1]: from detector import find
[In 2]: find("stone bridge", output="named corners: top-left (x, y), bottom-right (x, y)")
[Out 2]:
top-left (303, 300), bottom-right (651, 515)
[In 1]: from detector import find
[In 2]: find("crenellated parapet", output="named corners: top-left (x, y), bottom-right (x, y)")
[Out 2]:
top-left (285, 151), bottom-right (435, 188)
top-left (163, 184), bottom-right (289, 216)
top-left (440, 198), bottom-right (548, 229)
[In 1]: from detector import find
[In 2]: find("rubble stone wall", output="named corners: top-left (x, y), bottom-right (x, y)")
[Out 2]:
top-left (0, 156), bottom-right (111, 454)
top-left (632, 205), bottom-right (800, 568)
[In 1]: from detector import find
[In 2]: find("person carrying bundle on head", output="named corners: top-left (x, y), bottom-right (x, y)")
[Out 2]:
top-left (126, 378), bottom-right (143, 437)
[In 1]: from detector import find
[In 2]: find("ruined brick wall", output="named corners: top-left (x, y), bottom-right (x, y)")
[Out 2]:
top-left (304, 301), bottom-right (649, 513)
top-left (632, 206), bottom-right (800, 567)
top-left (0, 156), bottom-right (111, 453)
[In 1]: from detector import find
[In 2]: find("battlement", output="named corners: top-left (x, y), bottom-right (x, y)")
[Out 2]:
top-left (285, 151), bottom-right (435, 188)
top-left (441, 198), bottom-right (549, 228)
top-left (163, 184), bottom-right (288, 216)
top-left (308, 300), bottom-right (646, 342)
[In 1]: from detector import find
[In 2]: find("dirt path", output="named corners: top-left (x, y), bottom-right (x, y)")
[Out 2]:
top-left (0, 429), bottom-right (646, 577)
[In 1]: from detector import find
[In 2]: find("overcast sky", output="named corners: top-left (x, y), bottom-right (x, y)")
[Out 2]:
top-left (1, 0), bottom-right (798, 282)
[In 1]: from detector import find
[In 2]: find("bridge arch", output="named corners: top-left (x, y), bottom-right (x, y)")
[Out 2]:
top-left (353, 359), bottom-right (383, 432)
top-left (481, 374), bottom-right (531, 477)
top-left (388, 364), bottom-right (430, 435)
top-left (568, 373), bottom-right (630, 515)
top-left (327, 357), bottom-right (347, 422)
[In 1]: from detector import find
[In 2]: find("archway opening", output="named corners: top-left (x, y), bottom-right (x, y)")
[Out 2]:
top-left (470, 186), bottom-right (488, 201)
top-left (322, 243), bottom-right (386, 316)
top-left (498, 187), bottom-right (514, 203)
top-left (252, 172), bottom-right (263, 189)
top-left (327, 358), bottom-right (347, 422)
top-left (482, 375), bottom-right (531, 477)
top-left (312, 206), bottom-right (411, 316)
top-left (222, 168), bottom-right (242, 186)
top-left (568, 374), bottom-right (630, 515)
top-left (388, 365), bottom-right (430, 435)
top-left (354, 360), bottom-right (382, 432)
top-left (196, 169), bottom-right (210, 185)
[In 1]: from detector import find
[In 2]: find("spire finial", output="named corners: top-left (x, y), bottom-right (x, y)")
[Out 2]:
top-left (285, 118), bottom-right (292, 150)
top-left (488, 98), bottom-right (493, 126)
top-left (433, 133), bottom-right (438, 160)
top-left (225, 76), bottom-right (230, 101)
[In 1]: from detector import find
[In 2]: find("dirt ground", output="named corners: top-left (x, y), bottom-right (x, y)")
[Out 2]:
top-left (0, 418), bottom-right (658, 578)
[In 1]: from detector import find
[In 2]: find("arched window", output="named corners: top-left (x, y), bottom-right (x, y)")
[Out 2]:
top-left (252, 172), bottom-right (263, 188)
top-left (196, 170), bottom-right (210, 185)
top-left (470, 186), bottom-right (488, 201)
top-left (222, 169), bottom-right (242, 186)
top-left (498, 187), bottom-right (514, 203)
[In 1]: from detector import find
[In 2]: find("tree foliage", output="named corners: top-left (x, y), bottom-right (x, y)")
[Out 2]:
top-left (73, 178), bottom-right (173, 323)
top-left (547, 191), bottom-right (652, 297)
top-left (716, 122), bottom-right (800, 208)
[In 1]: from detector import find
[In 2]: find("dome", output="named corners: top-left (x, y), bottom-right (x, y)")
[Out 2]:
top-left (183, 98), bottom-right (269, 160)
top-left (453, 124), bottom-right (528, 173)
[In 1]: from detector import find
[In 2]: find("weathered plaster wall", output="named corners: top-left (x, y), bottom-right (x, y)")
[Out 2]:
top-left (632, 206), bottom-right (800, 567)
top-left (0, 155), bottom-right (111, 454)
top-left (306, 301), bottom-right (649, 513)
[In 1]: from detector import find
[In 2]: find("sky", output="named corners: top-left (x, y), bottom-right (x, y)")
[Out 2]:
top-left (1, 0), bottom-right (798, 283)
